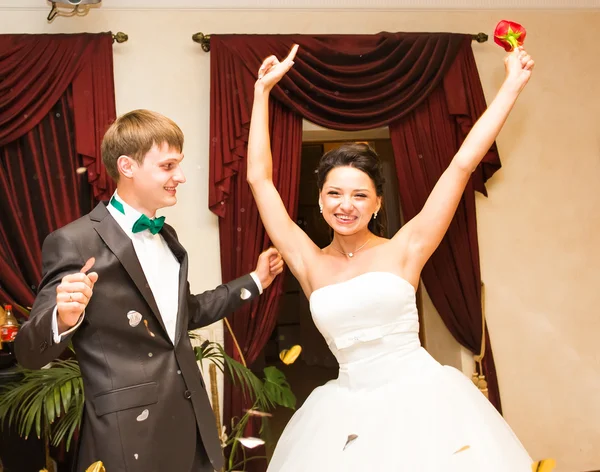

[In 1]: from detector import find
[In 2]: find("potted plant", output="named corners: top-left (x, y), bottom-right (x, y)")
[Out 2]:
top-left (0, 331), bottom-right (295, 472)
top-left (192, 332), bottom-right (296, 471)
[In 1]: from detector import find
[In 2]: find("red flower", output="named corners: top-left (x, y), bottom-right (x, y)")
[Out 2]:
top-left (494, 20), bottom-right (526, 52)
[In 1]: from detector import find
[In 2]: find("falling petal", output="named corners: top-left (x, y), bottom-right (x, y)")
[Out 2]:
top-left (143, 319), bottom-right (156, 337)
top-left (85, 462), bottom-right (106, 472)
top-left (532, 459), bottom-right (557, 472)
top-left (220, 437), bottom-right (228, 447)
top-left (237, 437), bottom-right (265, 449)
top-left (127, 311), bottom-right (142, 327)
top-left (453, 445), bottom-right (470, 454)
top-left (219, 425), bottom-right (229, 448)
top-left (245, 408), bottom-right (273, 418)
top-left (134, 454), bottom-right (139, 460)
top-left (136, 409), bottom-right (149, 422)
top-left (76, 167), bottom-right (88, 174)
top-left (343, 434), bottom-right (358, 451)
top-left (279, 345), bottom-right (302, 365)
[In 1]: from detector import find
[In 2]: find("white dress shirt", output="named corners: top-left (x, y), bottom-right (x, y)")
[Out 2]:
top-left (52, 191), bottom-right (262, 344)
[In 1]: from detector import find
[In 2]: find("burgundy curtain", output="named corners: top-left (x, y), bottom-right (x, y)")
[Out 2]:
top-left (210, 34), bottom-right (504, 456)
top-left (389, 42), bottom-right (502, 410)
top-left (210, 32), bottom-right (467, 216)
top-left (211, 37), bottom-right (302, 470)
top-left (0, 33), bottom-right (116, 314)
top-left (217, 100), bottom-right (303, 365)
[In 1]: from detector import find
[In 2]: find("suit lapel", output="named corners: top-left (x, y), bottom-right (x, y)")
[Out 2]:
top-left (159, 224), bottom-right (188, 347)
top-left (90, 203), bottom-right (169, 339)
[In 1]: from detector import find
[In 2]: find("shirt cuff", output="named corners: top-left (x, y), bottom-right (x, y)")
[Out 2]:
top-left (52, 306), bottom-right (84, 344)
top-left (249, 272), bottom-right (263, 295)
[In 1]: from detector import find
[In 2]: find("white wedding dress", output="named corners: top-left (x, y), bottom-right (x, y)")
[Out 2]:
top-left (267, 272), bottom-right (532, 471)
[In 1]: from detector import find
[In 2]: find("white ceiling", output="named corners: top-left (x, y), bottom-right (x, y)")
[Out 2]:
top-left (2, 0), bottom-right (599, 9)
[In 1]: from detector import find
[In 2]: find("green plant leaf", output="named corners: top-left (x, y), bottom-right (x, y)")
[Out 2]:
top-left (61, 381), bottom-right (72, 413)
top-left (45, 389), bottom-right (56, 424)
top-left (54, 385), bottom-right (62, 419)
top-left (52, 399), bottom-right (82, 451)
top-left (73, 376), bottom-right (81, 401)
top-left (0, 359), bottom-right (83, 447)
top-left (263, 366), bottom-right (296, 409)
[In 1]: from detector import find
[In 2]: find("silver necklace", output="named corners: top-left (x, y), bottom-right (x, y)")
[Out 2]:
top-left (332, 237), bottom-right (372, 258)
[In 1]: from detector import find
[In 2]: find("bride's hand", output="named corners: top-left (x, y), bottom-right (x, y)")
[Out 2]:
top-left (504, 46), bottom-right (534, 91)
top-left (255, 44), bottom-right (299, 93)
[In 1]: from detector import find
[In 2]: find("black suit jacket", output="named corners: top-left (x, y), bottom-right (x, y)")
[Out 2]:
top-left (15, 202), bottom-right (259, 472)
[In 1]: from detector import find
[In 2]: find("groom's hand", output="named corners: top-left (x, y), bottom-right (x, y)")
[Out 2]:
top-left (254, 248), bottom-right (284, 290)
top-left (56, 257), bottom-right (98, 334)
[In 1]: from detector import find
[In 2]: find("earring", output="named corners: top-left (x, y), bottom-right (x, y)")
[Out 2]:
top-left (319, 204), bottom-right (323, 214)
top-left (373, 211), bottom-right (378, 220)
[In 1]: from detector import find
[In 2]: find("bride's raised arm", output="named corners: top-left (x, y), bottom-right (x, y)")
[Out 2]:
top-left (394, 47), bottom-right (534, 278)
top-left (247, 45), bottom-right (319, 287)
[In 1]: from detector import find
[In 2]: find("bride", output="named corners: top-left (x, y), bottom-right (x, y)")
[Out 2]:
top-left (247, 44), bottom-right (535, 471)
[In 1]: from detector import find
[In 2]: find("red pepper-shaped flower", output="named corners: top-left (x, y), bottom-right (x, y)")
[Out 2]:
top-left (494, 20), bottom-right (526, 52)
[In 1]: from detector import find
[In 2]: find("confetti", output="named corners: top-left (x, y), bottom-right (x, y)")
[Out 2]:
top-left (85, 462), bottom-right (105, 472)
top-left (343, 434), bottom-right (358, 451)
top-left (453, 445), bottom-right (470, 454)
top-left (237, 437), bottom-right (265, 449)
top-left (76, 167), bottom-right (88, 174)
top-left (279, 344), bottom-right (302, 365)
top-left (240, 287), bottom-right (251, 300)
top-left (136, 409), bottom-right (149, 422)
top-left (532, 459), bottom-right (556, 472)
top-left (219, 425), bottom-right (229, 448)
top-left (143, 319), bottom-right (156, 337)
top-left (127, 310), bottom-right (142, 327)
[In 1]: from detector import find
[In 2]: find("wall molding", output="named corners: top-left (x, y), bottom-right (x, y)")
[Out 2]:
top-left (2, 0), bottom-right (599, 10)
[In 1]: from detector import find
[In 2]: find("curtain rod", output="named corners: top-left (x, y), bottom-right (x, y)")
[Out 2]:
top-left (112, 32), bottom-right (128, 43)
top-left (192, 32), bottom-right (488, 52)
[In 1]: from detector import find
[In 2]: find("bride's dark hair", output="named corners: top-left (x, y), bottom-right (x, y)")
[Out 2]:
top-left (316, 143), bottom-right (386, 237)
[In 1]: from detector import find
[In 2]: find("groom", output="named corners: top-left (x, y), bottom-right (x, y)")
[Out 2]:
top-left (15, 109), bottom-right (283, 472)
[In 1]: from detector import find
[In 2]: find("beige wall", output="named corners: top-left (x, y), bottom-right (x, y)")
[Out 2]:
top-left (1, 7), bottom-right (598, 471)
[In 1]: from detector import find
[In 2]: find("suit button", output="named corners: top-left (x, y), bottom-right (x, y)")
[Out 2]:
top-left (184, 390), bottom-right (192, 399)
top-left (40, 341), bottom-right (48, 352)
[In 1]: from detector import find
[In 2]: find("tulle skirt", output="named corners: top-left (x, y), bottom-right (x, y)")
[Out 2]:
top-left (267, 347), bottom-right (532, 472)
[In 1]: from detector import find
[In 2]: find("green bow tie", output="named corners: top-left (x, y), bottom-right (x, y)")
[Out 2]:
top-left (132, 214), bottom-right (165, 235)
top-left (110, 196), bottom-right (165, 235)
